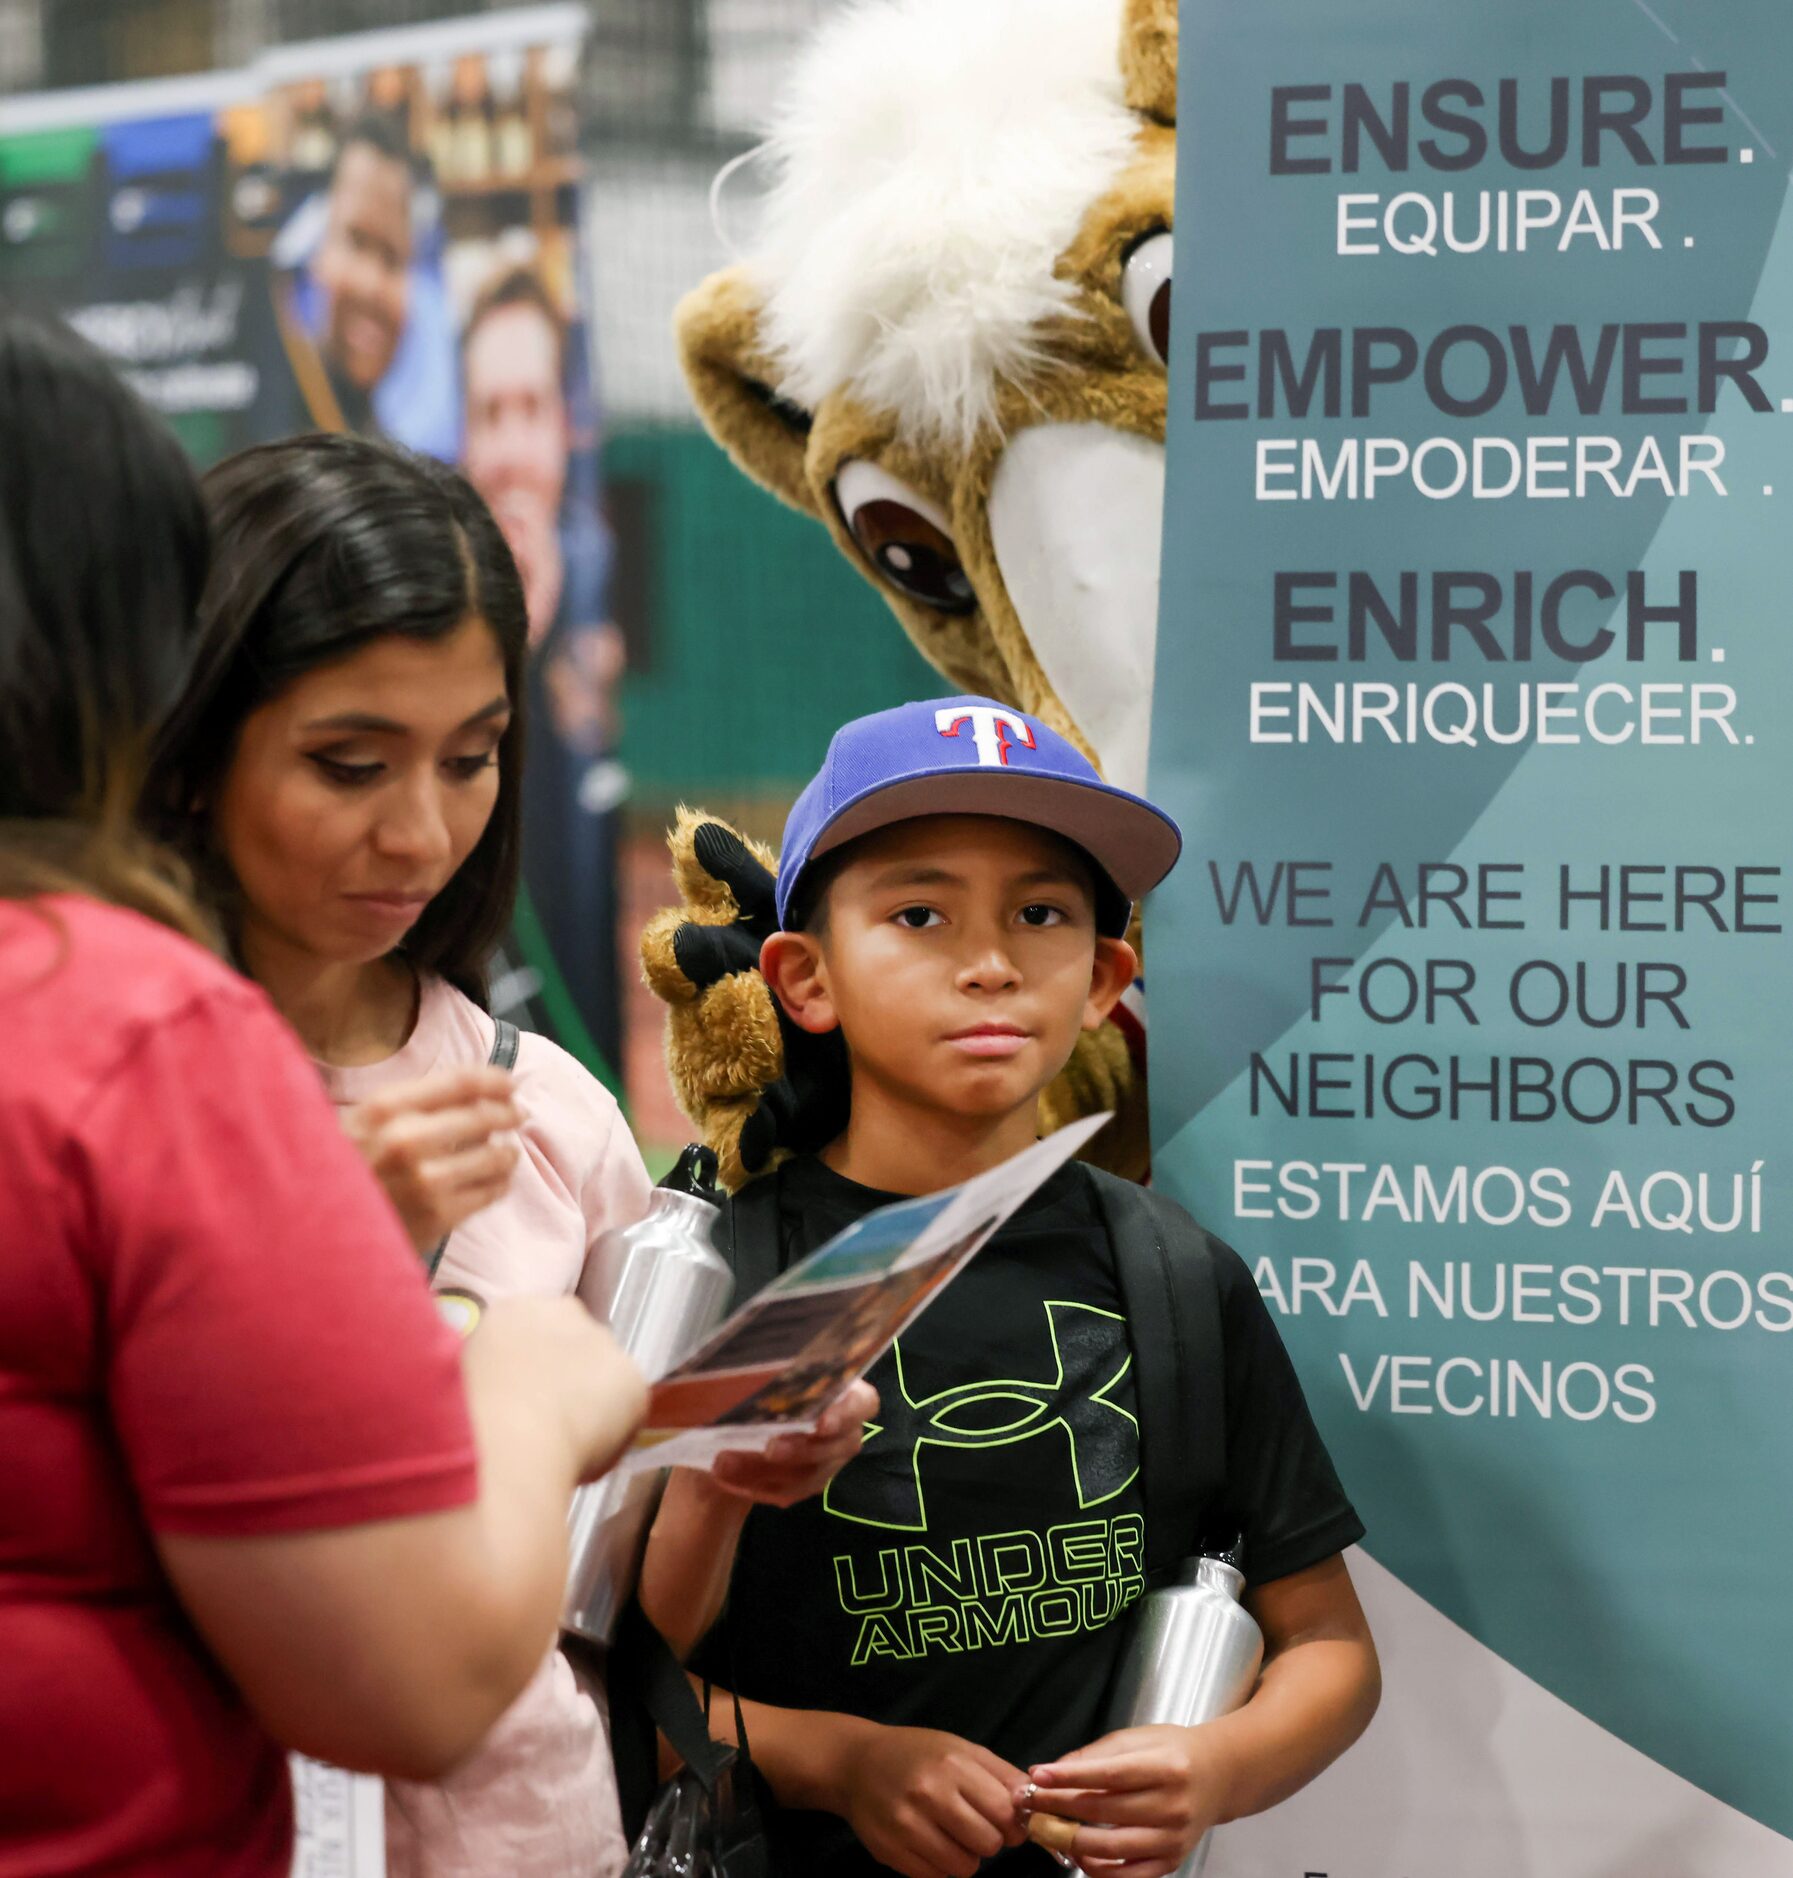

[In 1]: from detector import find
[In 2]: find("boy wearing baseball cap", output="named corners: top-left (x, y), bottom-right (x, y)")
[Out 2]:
top-left (638, 698), bottom-right (1379, 1878)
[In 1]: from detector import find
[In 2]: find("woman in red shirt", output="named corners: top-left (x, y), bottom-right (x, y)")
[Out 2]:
top-left (0, 314), bottom-right (646, 1875)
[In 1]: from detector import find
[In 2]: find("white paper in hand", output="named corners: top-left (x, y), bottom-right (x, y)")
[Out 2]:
top-left (619, 1113), bottom-right (1112, 1475)
top-left (289, 1756), bottom-right (385, 1878)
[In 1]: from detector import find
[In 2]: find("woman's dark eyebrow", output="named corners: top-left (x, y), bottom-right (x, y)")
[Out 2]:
top-left (301, 712), bottom-right (404, 734)
top-left (301, 696), bottom-right (511, 735)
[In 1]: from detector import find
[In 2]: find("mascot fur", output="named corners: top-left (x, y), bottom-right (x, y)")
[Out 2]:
top-left (641, 0), bottom-right (1178, 1188)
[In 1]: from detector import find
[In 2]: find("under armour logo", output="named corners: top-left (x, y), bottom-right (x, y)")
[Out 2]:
top-left (936, 705), bottom-right (1037, 769)
top-left (826, 1301), bottom-right (1138, 1534)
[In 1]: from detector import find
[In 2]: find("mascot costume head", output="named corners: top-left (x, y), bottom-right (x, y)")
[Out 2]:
top-left (643, 0), bottom-right (1178, 1187)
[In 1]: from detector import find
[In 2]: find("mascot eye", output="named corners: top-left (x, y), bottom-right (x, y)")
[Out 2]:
top-left (1122, 228), bottom-right (1173, 367)
top-left (832, 459), bottom-right (977, 615)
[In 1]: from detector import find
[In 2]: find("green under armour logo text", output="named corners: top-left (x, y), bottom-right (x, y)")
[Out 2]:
top-left (836, 1515), bottom-right (1146, 1665)
top-left (824, 1299), bottom-right (1140, 1534)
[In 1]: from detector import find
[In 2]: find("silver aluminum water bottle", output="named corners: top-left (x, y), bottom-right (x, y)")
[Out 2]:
top-left (1095, 1543), bottom-right (1264, 1878)
top-left (561, 1144), bottom-right (732, 1645)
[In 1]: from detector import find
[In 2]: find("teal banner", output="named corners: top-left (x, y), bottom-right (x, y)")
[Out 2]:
top-left (1150, 1), bottom-right (1793, 1866)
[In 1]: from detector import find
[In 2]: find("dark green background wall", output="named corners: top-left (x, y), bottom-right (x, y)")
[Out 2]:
top-left (606, 425), bottom-right (945, 810)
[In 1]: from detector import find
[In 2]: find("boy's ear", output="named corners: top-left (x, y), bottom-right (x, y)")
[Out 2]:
top-left (675, 265), bottom-right (821, 518)
top-left (760, 930), bottom-right (840, 1036)
top-left (1084, 936), bottom-right (1140, 1031)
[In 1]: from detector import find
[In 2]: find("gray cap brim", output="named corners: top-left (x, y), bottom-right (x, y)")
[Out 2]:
top-left (810, 768), bottom-right (1183, 902)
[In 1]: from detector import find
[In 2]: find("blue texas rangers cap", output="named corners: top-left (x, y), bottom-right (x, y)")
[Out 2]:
top-left (775, 697), bottom-right (1183, 936)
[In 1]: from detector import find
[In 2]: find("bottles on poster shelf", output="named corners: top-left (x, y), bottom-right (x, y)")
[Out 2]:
top-left (490, 49), bottom-right (533, 181)
top-left (367, 66), bottom-right (407, 119)
top-left (425, 60), bottom-right (456, 185)
top-left (450, 56), bottom-right (494, 187)
top-left (288, 80), bottom-right (336, 175)
top-left (264, 35), bottom-right (583, 245)
top-left (420, 46), bottom-right (582, 205)
top-left (222, 105), bottom-right (282, 241)
top-left (330, 74), bottom-right (360, 130)
top-left (539, 40), bottom-right (581, 162)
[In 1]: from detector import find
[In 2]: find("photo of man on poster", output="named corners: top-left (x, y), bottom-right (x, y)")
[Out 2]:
top-left (270, 114), bottom-right (414, 436)
top-left (462, 265), bottom-right (626, 1075)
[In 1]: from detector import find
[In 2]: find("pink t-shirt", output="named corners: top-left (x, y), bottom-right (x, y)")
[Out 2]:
top-left (319, 974), bottom-right (652, 1878)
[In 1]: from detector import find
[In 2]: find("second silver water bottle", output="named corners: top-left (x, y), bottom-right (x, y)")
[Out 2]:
top-left (1093, 1545), bottom-right (1264, 1878)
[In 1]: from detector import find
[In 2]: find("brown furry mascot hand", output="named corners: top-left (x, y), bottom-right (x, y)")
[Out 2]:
top-left (640, 809), bottom-right (849, 1192)
top-left (641, 809), bottom-right (1151, 1189)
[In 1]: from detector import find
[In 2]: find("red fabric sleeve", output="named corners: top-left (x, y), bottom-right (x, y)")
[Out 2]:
top-left (77, 981), bottom-right (480, 1537)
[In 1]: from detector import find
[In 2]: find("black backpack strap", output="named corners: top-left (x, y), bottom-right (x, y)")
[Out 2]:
top-left (423, 1017), bottom-right (523, 1282)
top-left (724, 1167), bottom-right (788, 1306)
top-left (1086, 1167), bottom-right (1227, 1579)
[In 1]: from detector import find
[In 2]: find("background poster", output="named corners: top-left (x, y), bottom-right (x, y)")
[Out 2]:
top-left (1149, 2), bottom-right (1793, 1871)
top-left (0, 3), bottom-right (625, 1082)
top-left (0, 67), bottom-right (268, 464)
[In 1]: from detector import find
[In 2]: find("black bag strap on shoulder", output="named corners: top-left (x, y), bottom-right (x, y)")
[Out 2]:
top-left (724, 1167), bottom-right (788, 1306)
top-left (1085, 1166), bottom-right (1228, 1580)
top-left (424, 1017), bottom-right (522, 1281)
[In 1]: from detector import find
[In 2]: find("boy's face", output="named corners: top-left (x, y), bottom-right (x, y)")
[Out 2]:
top-left (766, 815), bottom-right (1136, 1125)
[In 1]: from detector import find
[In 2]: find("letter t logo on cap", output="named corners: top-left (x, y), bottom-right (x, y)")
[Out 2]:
top-left (935, 704), bottom-right (1037, 768)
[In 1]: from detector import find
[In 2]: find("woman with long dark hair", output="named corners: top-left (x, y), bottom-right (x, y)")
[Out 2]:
top-left (0, 314), bottom-right (645, 1874)
top-left (149, 429), bottom-right (872, 1876)
top-left (154, 432), bottom-right (548, 1264)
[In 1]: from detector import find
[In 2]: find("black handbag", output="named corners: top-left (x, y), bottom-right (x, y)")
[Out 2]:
top-left (617, 1611), bottom-right (771, 1878)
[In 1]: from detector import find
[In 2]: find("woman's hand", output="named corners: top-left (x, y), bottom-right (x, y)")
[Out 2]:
top-left (1022, 1723), bottom-right (1238, 1878)
top-left (342, 1065), bottom-right (520, 1254)
top-left (708, 1380), bottom-right (878, 1508)
top-left (464, 1295), bottom-right (648, 1485)
top-left (838, 1721), bottom-right (1027, 1878)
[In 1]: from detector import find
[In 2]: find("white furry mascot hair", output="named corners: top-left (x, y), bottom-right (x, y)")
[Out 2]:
top-left (645, 0), bottom-right (1179, 1185)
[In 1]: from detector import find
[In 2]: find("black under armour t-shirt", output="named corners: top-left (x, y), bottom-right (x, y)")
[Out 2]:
top-left (696, 1154), bottom-right (1363, 1877)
